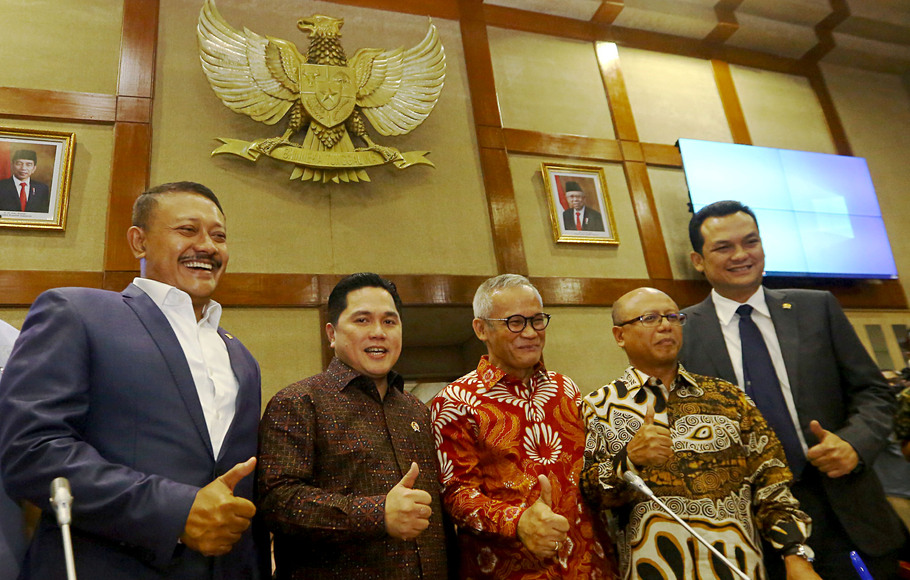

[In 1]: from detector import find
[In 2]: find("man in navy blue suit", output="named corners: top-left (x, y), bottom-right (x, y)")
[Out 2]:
top-left (0, 182), bottom-right (267, 579)
top-left (0, 149), bottom-right (51, 213)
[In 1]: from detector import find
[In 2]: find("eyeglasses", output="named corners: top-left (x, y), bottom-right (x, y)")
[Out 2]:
top-left (616, 312), bottom-right (687, 327)
top-left (483, 313), bottom-right (551, 333)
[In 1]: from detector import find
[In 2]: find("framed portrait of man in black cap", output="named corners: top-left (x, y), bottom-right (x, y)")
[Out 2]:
top-left (541, 162), bottom-right (618, 245)
top-left (0, 127), bottom-right (75, 230)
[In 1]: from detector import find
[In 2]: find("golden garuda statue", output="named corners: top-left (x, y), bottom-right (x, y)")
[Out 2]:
top-left (197, 0), bottom-right (446, 183)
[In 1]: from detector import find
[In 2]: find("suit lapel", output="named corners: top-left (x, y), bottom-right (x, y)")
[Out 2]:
top-left (691, 297), bottom-right (738, 382)
top-left (122, 284), bottom-right (215, 457)
top-left (217, 328), bottom-right (258, 462)
top-left (765, 288), bottom-right (801, 399)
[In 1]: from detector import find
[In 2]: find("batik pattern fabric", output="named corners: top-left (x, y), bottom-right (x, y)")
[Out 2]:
top-left (895, 387), bottom-right (910, 442)
top-left (257, 357), bottom-right (448, 580)
top-left (581, 365), bottom-right (810, 580)
top-left (432, 356), bottom-right (615, 579)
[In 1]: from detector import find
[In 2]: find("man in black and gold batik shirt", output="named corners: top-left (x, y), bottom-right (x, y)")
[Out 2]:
top-left (582, 288), bottom-right (819, 580)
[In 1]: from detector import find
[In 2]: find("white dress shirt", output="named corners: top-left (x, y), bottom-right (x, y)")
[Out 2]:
top-left (711, 287), bottom-right (809, 454)
top-left (133, 278), bottom-right (238, 458)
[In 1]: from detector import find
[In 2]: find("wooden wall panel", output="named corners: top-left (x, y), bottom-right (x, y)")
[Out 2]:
top-left (0, 88), bottom-right (116, 123)
top-left (103, 122), bottom-right (153, 271)
top-left (0, 271), bottom-right (103, 306)
top-left (623, 162), bottom-right (673, 279)
top-left (712, 59), bottom-right (752, 145)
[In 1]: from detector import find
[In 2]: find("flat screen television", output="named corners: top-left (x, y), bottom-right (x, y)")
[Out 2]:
top-left (677, 138), bottom-right (897, 279)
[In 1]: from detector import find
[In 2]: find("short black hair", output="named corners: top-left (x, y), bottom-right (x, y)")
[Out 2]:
top-left (327, 273), bottom-right (403, 325)
top-left (688, 200), bottom-right (758, 254)
top-left (132, 181), bottom-right (224, 229)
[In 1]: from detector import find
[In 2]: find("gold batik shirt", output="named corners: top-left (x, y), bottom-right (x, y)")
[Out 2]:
top-left (581, 365), bottom-right (810, 580)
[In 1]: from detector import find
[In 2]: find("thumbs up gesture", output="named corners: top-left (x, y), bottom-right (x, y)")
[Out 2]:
top-left (627, 403), bottom-right (673, 467)
top-left (385, 462), bottom-right (433, 539)
top-left (517, 474), bottom-right (570, 559)
top-left (181, 457), bottom-right (257, 556)
top-left (806, 420), bottom-right (859, 478)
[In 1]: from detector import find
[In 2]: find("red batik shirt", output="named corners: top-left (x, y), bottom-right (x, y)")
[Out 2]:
top-left (431, 356), bottom-right (615, 579)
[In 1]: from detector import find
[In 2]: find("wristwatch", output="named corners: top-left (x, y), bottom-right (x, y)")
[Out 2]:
top-left (783, 543), bottom-right (815, 563)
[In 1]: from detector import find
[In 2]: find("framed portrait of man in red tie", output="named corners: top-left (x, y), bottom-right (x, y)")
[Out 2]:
top-left (541, 162), bottom-right (618, 245)
top-left (0, 127), bottom-right (75, 231)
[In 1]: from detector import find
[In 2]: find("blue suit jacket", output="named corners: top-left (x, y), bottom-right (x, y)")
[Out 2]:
top-left (0, 285), bottom-right (267, 579)
top-left (679, 288), bottom-right (903, 555)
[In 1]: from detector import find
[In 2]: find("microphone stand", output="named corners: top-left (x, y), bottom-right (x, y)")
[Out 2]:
top-left (623, 471), bottom-right (750, 580)
top-left (51, 477), bottom-right (78, 580)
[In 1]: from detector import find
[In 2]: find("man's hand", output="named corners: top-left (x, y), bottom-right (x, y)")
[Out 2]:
top-left (180, 457), bottom-right (257, 556)
top-left (901, 439), bottom-right (910, 462)
top-left (627, 403), bottom-right (673, 467)
top-left (517, 475), bottom-right (569, 560)
top-left (807, 420), bottom-right (859, 478)
top-left (784, 554), bottom-right (822, 579)
top-left (385, 462), bottom-right (433, 540)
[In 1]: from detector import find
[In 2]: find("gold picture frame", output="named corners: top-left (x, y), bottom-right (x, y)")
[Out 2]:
top-left (0, 127), bottom-right (75, 230)
top-left (541, 162), bottom-right (618, 245)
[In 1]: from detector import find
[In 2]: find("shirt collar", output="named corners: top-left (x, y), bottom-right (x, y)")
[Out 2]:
top-left (711, 286), bottom-right (769, 326)
top-left (621, 363), bottom-right (698, 393)
top-left (475, 355), bottom-right (546, 390)
top-left (132, 277), bottom-right (221, 328)
top-left (326, 356), bottom-right (404, 394)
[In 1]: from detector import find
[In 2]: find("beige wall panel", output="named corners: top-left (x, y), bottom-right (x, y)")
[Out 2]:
top-left (220, 307), bottom-right (324, 409)
top-left (542, 306), bottom-right (628, 396)
top-left (154, 0), bottom-right (493, 276)
top-left (730, 65), bottom-right (835, 153)
top-left (0, 120), bottom-right (112, 271)
top-left (648, 166), bottom-right (701, 283)
top-left (821, 63), bottom-right (910, 305)
top-left (509, 153), bottom-right (649, 279)
top-left (488, 27), bottom-right (615, 139)
top-left (0, 309), bottom-right (27, 330)
top-left (0, 0), bottom-right (122, 94)
top-left (845, 309), bottom-right (910, 371)
top-left (617, 47), bottom-right (731, 145)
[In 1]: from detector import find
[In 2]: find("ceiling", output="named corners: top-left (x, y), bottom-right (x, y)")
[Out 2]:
top-left (484, 0), bottom-right (910, 77)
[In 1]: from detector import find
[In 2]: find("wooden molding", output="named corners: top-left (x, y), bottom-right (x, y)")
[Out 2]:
top-left (103, 123), bottom-right (152, 271)
top-left (805, 64), bottom-right (853, 156)
top-left (477, 147), bottom-right (529, 275)
top-left (623, 161), bottom-right (673, 279)
top-left (116, 96), bottom-right (152, 123)
top-left (711, 59), bottom-right (752, 145)
top-left (483, 5), bottom-right (599, 42)
top-left (502, 128), bottom-right (623, 162)
top-left (0, 87), bottom-right (116, 123)
top-left (642, 143), bottom-right (682, 167)
top-left (6, 271), bottom-right (900, 310)
top-left (596, 41), bottom-right (639, 142)
top-left (119, 0), bottom-right (160, 98)
top-left (592, 2), bottom-right (624, 26)
top-left (327, 0), bottom-right (460, 19)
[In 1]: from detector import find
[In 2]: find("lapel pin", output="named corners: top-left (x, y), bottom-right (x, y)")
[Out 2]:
top-left (411, 421), bottom-right (420, 432)
top-left (782, 303), bottom-right (792, 310)
top-left (224, 333), bottom-right (234, 339)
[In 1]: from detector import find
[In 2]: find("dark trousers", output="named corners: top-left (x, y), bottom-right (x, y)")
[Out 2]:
top-left (764, 467), bottom-right (904, 580)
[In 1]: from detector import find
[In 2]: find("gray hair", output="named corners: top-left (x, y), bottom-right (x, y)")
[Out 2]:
top-left (473, 274), bottom-right (542, 319)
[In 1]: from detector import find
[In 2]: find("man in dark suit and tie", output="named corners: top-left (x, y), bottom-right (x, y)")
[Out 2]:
top-left (561, 181), bottom-right (605, 232)
top-left (0, 149), bottom-right (51, 212)
top-left (0, 182), bottom-right (267, 579)
top-left (678, 200), bottom-right (905, 579)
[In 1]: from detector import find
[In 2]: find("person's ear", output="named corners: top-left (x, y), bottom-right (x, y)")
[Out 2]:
top-left (690, 250), bottom-right (705, 273)
top-left (472, 318), bottom-right (488, 342)
top-left (325, 323), bottom-right (336, 348)
top-left (612, 325), bottom-right (625, 347)
top-left (127, 226), bottom-right (146, 259)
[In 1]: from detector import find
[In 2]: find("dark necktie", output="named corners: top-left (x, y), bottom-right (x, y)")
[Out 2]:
top-left (737, 304), bottom-right (806, 475)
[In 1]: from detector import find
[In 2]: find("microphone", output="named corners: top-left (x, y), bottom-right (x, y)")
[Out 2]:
top-left (50, 477), bottom-right (73, 526)
top-left (49, 477), bottom-right (78, 580)
top-left (622, 471), bottom-right (750, 580)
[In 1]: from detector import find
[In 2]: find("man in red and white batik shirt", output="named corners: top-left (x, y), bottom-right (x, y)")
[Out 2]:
top-left (432, 274), bottom-right (616, 579)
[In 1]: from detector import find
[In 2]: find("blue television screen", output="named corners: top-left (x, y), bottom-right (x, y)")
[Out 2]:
top-left (678, 138), bottom-right (897, 279)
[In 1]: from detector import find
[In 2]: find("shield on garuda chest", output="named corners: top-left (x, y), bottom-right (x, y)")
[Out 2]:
top-left (299, 64), bottom-right (356, 129)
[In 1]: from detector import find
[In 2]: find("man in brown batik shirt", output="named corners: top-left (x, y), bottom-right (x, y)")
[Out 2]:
top-left (257, 273), bottom-right (448, 579)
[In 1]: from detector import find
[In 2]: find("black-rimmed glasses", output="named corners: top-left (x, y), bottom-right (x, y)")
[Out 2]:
top-left (483, 313), bottom-right (551, 333)
top-left (616, 312), bottom-right (687, 327)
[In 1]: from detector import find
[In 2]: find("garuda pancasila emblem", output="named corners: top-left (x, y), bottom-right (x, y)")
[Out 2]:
top-left (197, 0), bottom-right (446, 183)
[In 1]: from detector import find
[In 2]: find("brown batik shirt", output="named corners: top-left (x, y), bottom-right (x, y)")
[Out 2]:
top-left (257, 357), bottom-right (448, 579)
